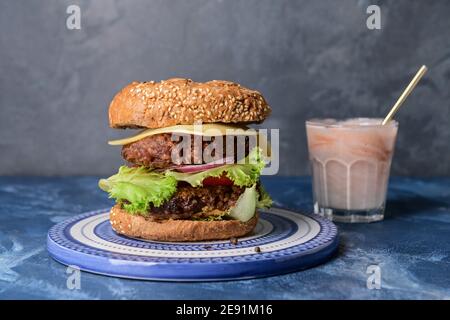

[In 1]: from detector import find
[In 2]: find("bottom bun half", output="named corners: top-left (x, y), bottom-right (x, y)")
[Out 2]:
top-left (109, 205), bottom-right (258, 242)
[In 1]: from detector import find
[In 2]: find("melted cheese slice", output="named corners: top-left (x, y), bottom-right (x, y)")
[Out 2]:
top-left (108, 123), bottom-right (271, 157)
top-left (108, 124), bottom-right (258, 145)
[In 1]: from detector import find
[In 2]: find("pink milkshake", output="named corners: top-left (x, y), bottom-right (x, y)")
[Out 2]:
top-left (306, 118), bottom-right (398, 222)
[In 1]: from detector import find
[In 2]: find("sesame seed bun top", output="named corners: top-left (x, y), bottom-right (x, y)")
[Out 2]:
top-left (108, 78), bottom-right (271, 129)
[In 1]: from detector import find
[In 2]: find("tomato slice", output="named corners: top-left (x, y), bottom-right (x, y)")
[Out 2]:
top-left (202, 176), bottom-right (234, 186)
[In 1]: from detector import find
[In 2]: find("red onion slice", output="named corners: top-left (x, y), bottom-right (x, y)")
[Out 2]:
top-left (170, 157), bottom-right (234, 173)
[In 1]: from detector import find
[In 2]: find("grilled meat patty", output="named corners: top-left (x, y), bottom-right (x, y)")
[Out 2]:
top-left (122, 134), bottom-right (250, 168)
top-left (123, 184), bottom-right (245, 221)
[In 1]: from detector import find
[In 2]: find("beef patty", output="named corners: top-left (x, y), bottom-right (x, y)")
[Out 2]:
top-left (122, 134), bottom-right (251, 168)
top-left (125, 184), bottom-right (245, 221)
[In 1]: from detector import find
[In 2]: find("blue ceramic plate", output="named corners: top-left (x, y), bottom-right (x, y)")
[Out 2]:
top-left (47, 207), bottom-right (338, 281)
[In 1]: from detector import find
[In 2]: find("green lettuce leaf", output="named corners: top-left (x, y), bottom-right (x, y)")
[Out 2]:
top-left (98, 148), bottom-right (269, 215)
top-left (98, 166), bottom-right (177, 214)
top-left (257, 185), bottom-right (273, 209)
top-left (165, 147), bottom-right (266, 187)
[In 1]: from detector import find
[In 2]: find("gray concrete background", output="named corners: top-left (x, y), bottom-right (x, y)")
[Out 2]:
top-left (0, 0), bottom-right (449, 176)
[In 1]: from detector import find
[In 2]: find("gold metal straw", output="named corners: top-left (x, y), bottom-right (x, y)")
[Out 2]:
top-left (382, 65), bottom-right (428, 125)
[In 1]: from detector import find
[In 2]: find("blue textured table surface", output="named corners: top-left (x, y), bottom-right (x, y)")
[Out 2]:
top-left (0, 176), bottom-right (449, 300)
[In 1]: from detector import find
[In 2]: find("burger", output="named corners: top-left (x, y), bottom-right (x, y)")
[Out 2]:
top-left (98, 78), bottom-right (272, 241)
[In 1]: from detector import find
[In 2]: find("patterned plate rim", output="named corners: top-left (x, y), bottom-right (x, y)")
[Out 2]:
top-left (47, 207), bottom-right (339, 281)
